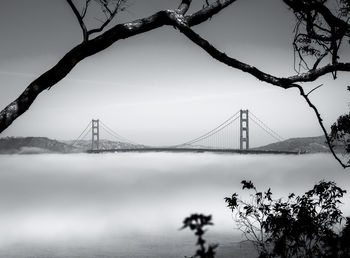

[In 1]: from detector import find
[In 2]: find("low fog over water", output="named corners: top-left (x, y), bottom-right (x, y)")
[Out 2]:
top-left (0, 153), bottom-right (349, 257)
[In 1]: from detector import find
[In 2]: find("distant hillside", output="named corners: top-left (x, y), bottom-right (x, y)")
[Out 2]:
top-left (255, 136), bottom-right (332, 153)
top-left (0, 137), bottom-right (145, 154)
top-left (1, 136), bottom-right (344, 154)
top-left (63, 139), bottom-right (146, 151)
top-left (0, 137), bottom-right (74, 154)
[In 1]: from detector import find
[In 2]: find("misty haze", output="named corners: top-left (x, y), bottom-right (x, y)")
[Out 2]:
top-left (1, 0), bottom-right (350, 257)
top-left (0, 153), bottom-right (349, 258)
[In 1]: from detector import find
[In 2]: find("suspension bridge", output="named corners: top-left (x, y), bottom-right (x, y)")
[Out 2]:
top-left (71, 110), bottom-right (298, 155)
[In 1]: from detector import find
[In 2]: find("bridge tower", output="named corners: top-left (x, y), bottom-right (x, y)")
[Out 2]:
top-left (91, 119), bottom-right (100, 150)
top-left (240, 110), bottom-right (249, 150)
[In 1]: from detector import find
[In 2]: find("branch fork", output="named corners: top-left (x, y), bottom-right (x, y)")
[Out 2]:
top-left (0, 0), bottom-right (349, 168)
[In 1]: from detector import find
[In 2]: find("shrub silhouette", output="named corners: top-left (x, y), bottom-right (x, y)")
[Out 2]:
top-left (181, 214), bottom-right (218, 258)
top-left (225, 180), bottom-right (349, 258)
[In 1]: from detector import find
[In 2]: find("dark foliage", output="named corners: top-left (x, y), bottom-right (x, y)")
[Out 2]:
top-left (225, 180), bottom-right (349, 258)
top-left (331, 87), bottom-right (350, 163)
top-left (286, 0), bottom-right (350, 75)
top-left (181, 214), bottom-right (218, 258)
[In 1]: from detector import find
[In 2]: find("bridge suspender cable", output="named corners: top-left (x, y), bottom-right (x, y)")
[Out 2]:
top-left (70, 121), bottom-right (92, 147)
top-left (186, 115), bottom-right (240, 146)
top-left (175, 110), bottom-right (241, 147)
top-left (99, 122), bottom-right (126, 142)
top-left (99, 120), bottom-right (143, 146)
top-left (248, 111), bottom-right (284, 142)
top-left (249, 118), bottom-right (282, 142)
top-left (72, 109), bottom-right (285, 151)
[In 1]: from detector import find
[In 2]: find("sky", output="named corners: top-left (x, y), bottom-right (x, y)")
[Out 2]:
top-left (0, 0), bottom-right (349, 146)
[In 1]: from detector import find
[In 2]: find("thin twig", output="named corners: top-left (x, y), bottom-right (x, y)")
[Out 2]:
top-left (297, 84), bottom-right (349, 168)
top-left (306, 84), bottom-right (323, 97)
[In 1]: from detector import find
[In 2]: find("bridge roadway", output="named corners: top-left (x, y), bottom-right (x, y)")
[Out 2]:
top-left (87, 147), bottom-right (299, 155)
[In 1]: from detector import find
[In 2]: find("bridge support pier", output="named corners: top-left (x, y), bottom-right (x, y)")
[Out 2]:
top-left (240, 110), bottom-right (249, 150)
top-left (92, 119), bottom-right (100, 150)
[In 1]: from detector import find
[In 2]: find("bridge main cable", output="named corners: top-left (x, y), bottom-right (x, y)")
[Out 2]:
top-left (188, 115), bottom-right (240, 146)
top-left (248, 111), bottom-right (284, 142)
top-left (173, 110), bottom-right (240, 147)
top-left (70, 121), bottom-right (92, 147)
top-left (99, 120), bottom-right (145, 146)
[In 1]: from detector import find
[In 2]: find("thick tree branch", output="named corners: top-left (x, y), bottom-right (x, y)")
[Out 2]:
top-left (312, 3), bottom-right (350, 34)
top-left (1, 0), bottom-right (349, 169)
top-left (171, 19), bottom-right (350, 88)
top-left (176, 0), bottom-right (192, 15)
top-left (283, 0), bottom-right (350, 33)
top-left (167, 18), bottom-right (350, 167)
top-left (186, 0), bottom-right (237, 26)
top-left (0, 0), bottom-right (236, 134)
top-left (284, 0), bottom-right (350, 76)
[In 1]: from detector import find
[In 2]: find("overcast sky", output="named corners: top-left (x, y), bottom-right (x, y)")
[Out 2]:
top-left (0, 0), bottom-right (348, 146)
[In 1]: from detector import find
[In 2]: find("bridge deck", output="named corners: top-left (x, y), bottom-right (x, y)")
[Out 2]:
top-left (87, 148), bottom-right (299, 155)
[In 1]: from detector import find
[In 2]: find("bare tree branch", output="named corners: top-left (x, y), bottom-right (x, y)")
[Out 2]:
top-left (298, 85), bottom-right (349, 168)
top-left (81, 0), bottom-right (91, 18)
top-left (66, 0), bottom-right (89, 41)
top-left (186, 0), bottom-right (237, 26)
top-left (0, 0), bottom-right (236, 134)
top-left (166, 14), bottom-right (350, 167)
top-left (283, 0), bottom-right (350, 32)
top-left (87, 0), bottom-right (126, 37)
top-left (1, 0), bottom-right (349, 168)
top-left (67, 0), bottom-right (129, 42)
top-left (306, 83), bottom-right (323, 97)
top-left (284, 0), bottom-right (350, 77)
top-left (170, 19), bottom-right (350, 87)
top-left (176, 0), bottom-right (192, 15)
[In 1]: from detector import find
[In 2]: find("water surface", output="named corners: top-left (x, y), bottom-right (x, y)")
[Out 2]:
top-left (0, 153), bottom-right (349, 257)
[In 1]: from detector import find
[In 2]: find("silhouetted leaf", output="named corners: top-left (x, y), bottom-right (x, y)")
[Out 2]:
top-left (241, 180), bottom-right (255, 190)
